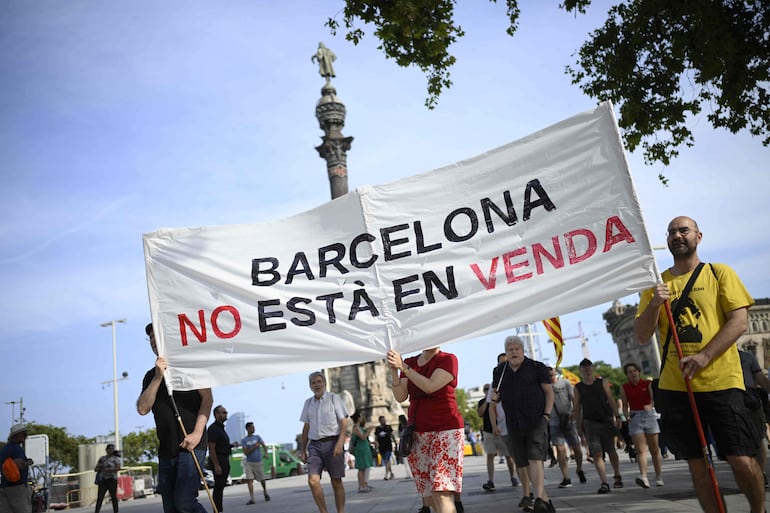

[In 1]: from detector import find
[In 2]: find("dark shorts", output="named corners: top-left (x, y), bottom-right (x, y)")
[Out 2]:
top-left (378, 449), bottom-right (393, 465)
top-left (583, 418), bottom-right (618, 458)
top-left (748, 402), bottom-right (767, 443)
top-left (506, 417), bottom-right (548, 468)
top-left (307, 439), bottom-right (346, 479)
top-left (660, 388), bottom-right (759, 460)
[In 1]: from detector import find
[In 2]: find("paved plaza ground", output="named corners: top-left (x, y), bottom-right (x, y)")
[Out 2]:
top-left (97, 450), bottom-right (769, 513)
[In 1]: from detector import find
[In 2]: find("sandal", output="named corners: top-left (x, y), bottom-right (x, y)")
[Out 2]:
top-left (597, 482), bottom-right (610, 494)
top-left (613, 475), bottom-right (623, 488)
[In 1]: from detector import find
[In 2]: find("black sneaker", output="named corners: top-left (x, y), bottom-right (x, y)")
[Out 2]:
top-left (482, 480), bottom-right (495, 491)
top-left (613, 475), bottom-right (623, 488)
top-left (577, 469), bottom-right (587, 484)
top-left (558, 478), bottom-right (572, 488)
top-left (519, 493), bottom-right (535, 511)
top-left (534, 498), bottom-right (556, 513)
top-left (511, 476), bottom-right (520, 487)
top-left (598, 482), bottom-right (610, 494)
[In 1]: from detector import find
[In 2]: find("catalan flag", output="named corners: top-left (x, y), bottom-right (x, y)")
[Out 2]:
top-left (560, 367), bottom-right (581, 385)
top-left (542, 317), bottom-right (564, 368)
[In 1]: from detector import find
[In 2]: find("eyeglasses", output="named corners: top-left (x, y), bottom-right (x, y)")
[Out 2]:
top-left (666, 227), bottom-right (696, 237)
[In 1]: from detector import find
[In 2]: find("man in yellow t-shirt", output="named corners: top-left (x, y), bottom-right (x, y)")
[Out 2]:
top-left (635, 216), bottom-right (761, 513)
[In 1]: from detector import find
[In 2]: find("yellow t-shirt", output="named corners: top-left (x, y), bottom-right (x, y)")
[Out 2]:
top-left (637, 263), bottom-right (754, 392)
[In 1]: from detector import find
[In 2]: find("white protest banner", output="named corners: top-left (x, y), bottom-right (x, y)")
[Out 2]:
top-left (144, 101), bottom-right (657, 390)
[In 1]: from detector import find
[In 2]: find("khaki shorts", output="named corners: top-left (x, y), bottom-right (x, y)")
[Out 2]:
top-left (481, 431), bottom-right (511, 457)
top-left (243, 461), bottom-right (265, 481)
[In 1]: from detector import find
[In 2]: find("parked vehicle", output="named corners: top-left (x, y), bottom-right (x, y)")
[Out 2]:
top-left (229, 444), bottom-right (304, 483)
top-left (200, 470), bottom-right (232, 490)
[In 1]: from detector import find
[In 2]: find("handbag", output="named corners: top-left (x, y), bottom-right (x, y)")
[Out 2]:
top-left (398, 423), bottom-right (415, 457)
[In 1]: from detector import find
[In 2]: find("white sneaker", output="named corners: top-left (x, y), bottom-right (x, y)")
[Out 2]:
top-left (635, 475), bottom-right (650, 489)
top-left (655, 476), bottom-right (664, 487)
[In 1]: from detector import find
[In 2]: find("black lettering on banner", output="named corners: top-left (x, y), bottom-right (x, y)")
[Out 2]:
top-left (424, 267), bottom-right (458, 303)
top-left (414, 221), bottom-right (442, 254)
top-left (316, 292), bottom-right (344, 324)
top-left (381, 224), bottom-right (411, 261)
top-left (318, 243), bottom-right (349, 277)
top-left (251, 257), bottom-right (280, 286)
top-left (393, 275), bottom-right (423, 311)
top-left (285, 252), bottom-right (314, 284)
top-left (258, 299), bottom-right (285, 332)
top-left (349, 281), bottom-right (380, 320)
top-left (522, 179), bottom-right (556, 220)
top-left (444, 207), bottom-right (478, 242)
top-left (287, 297), bottom-right (315, 326)
top-left (481, 190), bottom-right (517, 233)
top-left (350, 233), bottom-right (378, 268)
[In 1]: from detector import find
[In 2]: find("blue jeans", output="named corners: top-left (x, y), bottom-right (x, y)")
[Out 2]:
top-left (157, 449), bottom-right (208, 513)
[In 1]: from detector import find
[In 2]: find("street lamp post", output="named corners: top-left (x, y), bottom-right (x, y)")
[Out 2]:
top-left (100, 319), bottom-right (126, 450)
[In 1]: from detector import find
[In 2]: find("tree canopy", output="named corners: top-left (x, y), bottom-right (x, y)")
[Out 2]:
top-left (328, 0), bottom-right (769, 167)
top-left (121, 428), bottom-right (159, 466)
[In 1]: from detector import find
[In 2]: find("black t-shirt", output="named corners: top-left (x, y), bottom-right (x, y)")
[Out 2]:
top-left (492, 358), bottom-right (549, 432)
top-left (142, 368), bottom-right (208, 458)
top-left (207, 421), bottom-right (231, 457)
top-left (575, 377), bottom-right (613, 422)
top-left (375, 425), bottom-right (393, 452)
top-left (478, 397), bottom-right (494, 433)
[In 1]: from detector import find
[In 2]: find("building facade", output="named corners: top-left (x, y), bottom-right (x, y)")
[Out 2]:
top-left (604, 298), bottom-right (770, 376)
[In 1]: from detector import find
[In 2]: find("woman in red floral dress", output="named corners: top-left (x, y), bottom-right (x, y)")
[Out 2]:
top-left (388, 347), bottom-right (464, 513)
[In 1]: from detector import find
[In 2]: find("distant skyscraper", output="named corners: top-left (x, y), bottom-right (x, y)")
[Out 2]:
top-left (226, 412), bottom-right (247, 443)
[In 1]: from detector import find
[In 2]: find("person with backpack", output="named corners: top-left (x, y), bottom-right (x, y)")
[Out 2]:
top-left (0, 423), bottom-right (33, 513)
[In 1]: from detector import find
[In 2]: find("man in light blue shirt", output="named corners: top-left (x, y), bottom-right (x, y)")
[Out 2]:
top-left (241, 422), bottom-right (269, 505)
top-left (300, 371), bottom-right (349, 513)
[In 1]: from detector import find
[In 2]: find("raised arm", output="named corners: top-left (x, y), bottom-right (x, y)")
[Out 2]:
top-left (137, 357), bottom-right (166, 415)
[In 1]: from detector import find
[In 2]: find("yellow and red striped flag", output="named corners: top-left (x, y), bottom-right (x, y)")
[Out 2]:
top-left (542, 317), bottom-right (564, 368)
top-left (560, 367), bottom-right (581, 385)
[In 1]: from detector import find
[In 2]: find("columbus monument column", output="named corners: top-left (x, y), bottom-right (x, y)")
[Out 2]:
top-left (312, 42), bottom-right (403, 425)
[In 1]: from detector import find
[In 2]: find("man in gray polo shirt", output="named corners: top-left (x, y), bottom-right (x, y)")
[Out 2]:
top-left (300, 371), bottom-right (349, 513)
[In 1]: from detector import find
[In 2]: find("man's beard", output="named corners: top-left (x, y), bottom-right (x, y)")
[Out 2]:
top-left (669, 240), bottom-right (695, 257)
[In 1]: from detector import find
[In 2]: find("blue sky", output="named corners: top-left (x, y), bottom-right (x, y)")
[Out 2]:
top-left (2, 1), bottom-right (768, 446)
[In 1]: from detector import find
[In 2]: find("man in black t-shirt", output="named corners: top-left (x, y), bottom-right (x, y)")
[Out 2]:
top-left (137, 323), bottom-right (213, 513)
top-left (573, 358), bottom-right (622, 494)
top-left (374, 416), bottom-right (396, 480)
top-left (207, 406), bottom-right (232, 513)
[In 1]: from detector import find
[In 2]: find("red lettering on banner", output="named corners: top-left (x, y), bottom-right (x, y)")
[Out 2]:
top-left (603, 215), bottom-right (635, 252)
top-left (470, 257), bottom-right (499, 290)
top-left (211, 305), bottom-right (242, 339)
top-left (179, 311), bottom-right (207, 347)
top-left (565, 228), bottom-right (597, 264)
top-left (178, 305), bottom-right (242, 346)
top-left (532, 236), bottom-right (564, 274)
top-left (503, 248), bottom-right (532, 283)
top-left (469, 217), bottom-right (636, 290)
